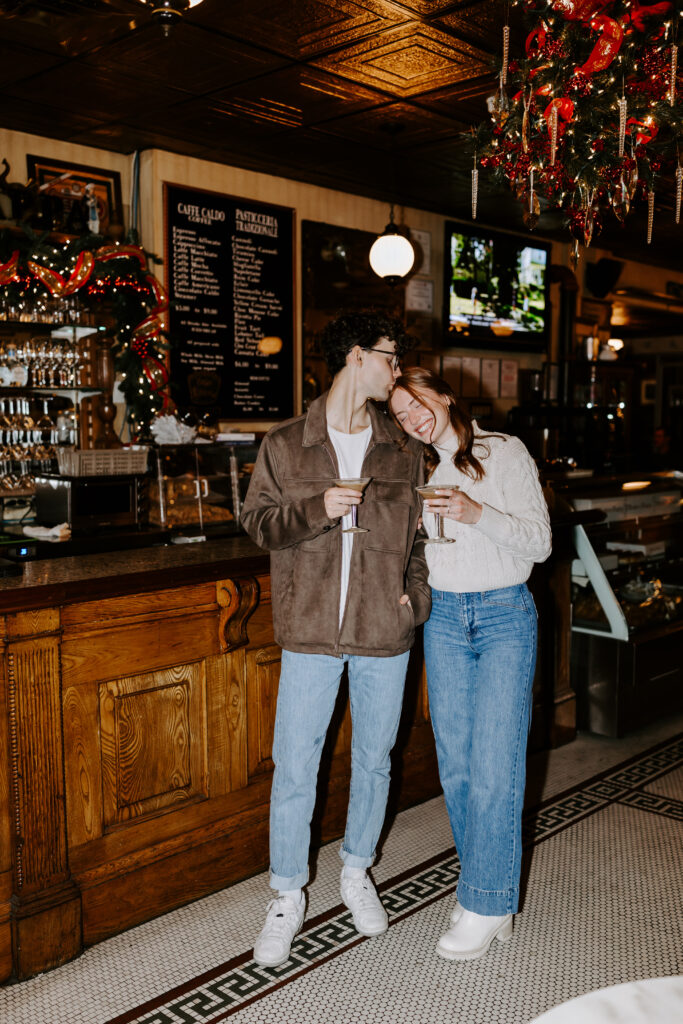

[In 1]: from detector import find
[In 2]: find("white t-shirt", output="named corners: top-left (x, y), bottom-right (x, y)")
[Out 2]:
top-left (328, 423), bottom-right (372, 626)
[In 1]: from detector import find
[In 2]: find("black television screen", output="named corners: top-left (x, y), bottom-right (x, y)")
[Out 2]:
top-left (444, 222), bottom-right (551, 349)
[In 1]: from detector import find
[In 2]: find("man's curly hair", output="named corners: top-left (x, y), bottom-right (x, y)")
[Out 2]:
top-left (320, 311), bottom-right (414, 377)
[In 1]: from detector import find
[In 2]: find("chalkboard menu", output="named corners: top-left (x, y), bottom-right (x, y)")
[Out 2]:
top-left (165, 183), bottom-right (294, 420)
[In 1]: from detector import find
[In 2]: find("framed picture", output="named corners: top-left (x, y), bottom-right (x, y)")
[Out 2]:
top-left (26, 155), bottom-right (123, 236)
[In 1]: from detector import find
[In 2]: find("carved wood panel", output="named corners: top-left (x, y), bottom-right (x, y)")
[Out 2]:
top-left (206, 651), bottom-right (248, 796)
top-left (100, 663), bottom-right (208, 830)
top-left (246, 645), bottom-right (281, 780)
top-left (6, 636), bottom-right (69, 892)
top-left (63, 682), bottom-right (104, 849)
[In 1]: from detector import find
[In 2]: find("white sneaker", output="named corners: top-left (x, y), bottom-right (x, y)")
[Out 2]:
top-left (340, 873), bottom-right (388, 937)
top-left (253, 895), bottom-right (305, 967)
top-left (436, 908), bottom-right (513, 961)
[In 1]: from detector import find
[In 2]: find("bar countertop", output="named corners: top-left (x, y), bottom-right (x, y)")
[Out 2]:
top-left (0, 535), bottom-right (270, 613)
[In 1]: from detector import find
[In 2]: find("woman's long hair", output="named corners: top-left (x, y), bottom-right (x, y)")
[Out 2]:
top-left (390, 366), bottom-right (503, 480)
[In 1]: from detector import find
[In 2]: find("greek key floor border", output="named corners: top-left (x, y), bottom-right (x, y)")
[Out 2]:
top-left (107, 732), bottom-right (683, 1024)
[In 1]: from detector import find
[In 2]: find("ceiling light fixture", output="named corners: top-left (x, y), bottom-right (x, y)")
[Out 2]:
top-left (368, 204), bottom-right (415, 287)
top-left (142, 0), bottom-right (204, 37)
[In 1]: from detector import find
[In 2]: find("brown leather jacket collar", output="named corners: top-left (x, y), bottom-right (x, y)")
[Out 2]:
top-left (302, 392), bottom-right (397, 449)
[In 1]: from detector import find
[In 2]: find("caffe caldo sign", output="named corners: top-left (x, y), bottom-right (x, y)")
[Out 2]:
top-left (177, 202), bottom-right (226, 227)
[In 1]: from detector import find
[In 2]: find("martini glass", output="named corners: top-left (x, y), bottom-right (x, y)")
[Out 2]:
top-left (334, 477), bottom-right (372, 533)
top-left (416, 484), bottom-right (456, 544)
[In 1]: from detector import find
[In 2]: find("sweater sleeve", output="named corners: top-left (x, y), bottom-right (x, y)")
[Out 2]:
top-left (240, 432), bottom-right (335, 551)
top-left (471, 436), bottom-right (552, 563)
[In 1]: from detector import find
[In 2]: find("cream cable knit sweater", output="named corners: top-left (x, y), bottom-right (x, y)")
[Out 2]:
top-left (423, 423), bottom-right (552, 593)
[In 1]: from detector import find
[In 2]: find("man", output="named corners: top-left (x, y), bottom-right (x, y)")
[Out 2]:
top-left (241, 311), bottom-right (430, 967)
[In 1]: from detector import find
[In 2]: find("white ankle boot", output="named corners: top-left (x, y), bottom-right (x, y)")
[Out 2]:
top-left (436, 907), bottom-right (513, 961)
top-left (450, 900), bottom-right (464, 925)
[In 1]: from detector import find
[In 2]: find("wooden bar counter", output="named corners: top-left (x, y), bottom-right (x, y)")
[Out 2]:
top-left (0, 537), bottom-right (441, 982)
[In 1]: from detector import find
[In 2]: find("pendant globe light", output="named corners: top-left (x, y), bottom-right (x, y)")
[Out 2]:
top-left (369, 204), bottom-right (415, 287)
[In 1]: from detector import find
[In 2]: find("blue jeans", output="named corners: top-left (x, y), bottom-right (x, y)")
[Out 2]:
top-left (269, 649), bottom-right (410, 890)
top-left (424, 584), bottom-right (537, 915)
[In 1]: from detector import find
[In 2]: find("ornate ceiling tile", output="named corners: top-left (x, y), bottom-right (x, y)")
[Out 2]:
top-left (80, 24), bottom-right (290, 94)
top-left (435, 1), bottom-right (506, 49)
top-left (313, 101), bottom-right (465, 149)
top-left (3, 61), bottom-right (188, 121)
top-left (313, 22), bottom-right (492, 97)
top-left (414, 77), bottom-right (494, 123)
top-left (208, 67), bottom-right (387, 132)
top-left (189, 0), bottom-right (409, 59)
top-left (388, 0), bottom-right (467, 15)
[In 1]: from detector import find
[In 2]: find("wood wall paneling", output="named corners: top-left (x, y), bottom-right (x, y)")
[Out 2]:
top-left (63, 682), bottom-right (104, 849)
top-left (61, 609), bottom-right (218, 687)
top-left (60, 582), bottom-right (217, 632)
top-left (6, 630), bottom-right (82, 978)
top-left (206, 651), bottom-right (248, 796)
top-left (0, 622), bottom-right (11, 983)
top-left (246, 644), bottom-right (281, 780)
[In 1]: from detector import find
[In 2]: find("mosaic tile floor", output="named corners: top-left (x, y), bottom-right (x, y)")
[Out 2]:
top-left (2, 714), bottom-right (683, 1024)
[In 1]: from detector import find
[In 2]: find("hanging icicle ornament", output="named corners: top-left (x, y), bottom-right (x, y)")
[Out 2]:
top-left (675, 163), bottom-right (682, 224)
top-left (472, 153), bottom-right (479, 220)
top-left (523, 166), bottom-right (540, 229)
top-left (647, 189), bottom-right (655, 245)
top-left (549, 104), bottom-right (559, 166)
top-left (670, 45), bottom-right (678, 107)
top-left (617, 94), bottom-right (627, 158)
top-left (502, 24), bottom-right (510, 85)
top-left (522, 88), bottom-right (532, 154)
top-left (486, 71), bottom-right (510, 127)
top-left (569, 239), bottom-right (581, 270)
top-left (628, 139), bottom-right (639, 200)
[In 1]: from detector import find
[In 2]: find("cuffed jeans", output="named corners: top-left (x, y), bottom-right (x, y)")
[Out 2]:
top-left (269, 648), bottom-right (410, 890)
top-left (424, 584), bottom-right (537, 916)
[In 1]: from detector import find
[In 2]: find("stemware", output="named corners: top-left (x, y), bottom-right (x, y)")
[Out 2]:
top-left (416, 484), bottom-right (457, 544)
top-left (333, 477), bottom-right (372, 534)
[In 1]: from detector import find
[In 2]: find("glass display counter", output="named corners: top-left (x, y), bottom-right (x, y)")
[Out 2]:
top-left (566, 476), bottom-right (683, 736)
top-left (150, 441), bottom-right (259, 538)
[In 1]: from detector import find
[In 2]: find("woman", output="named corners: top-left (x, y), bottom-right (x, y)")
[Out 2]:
top-left (390, 367), bottom-right (551, 962)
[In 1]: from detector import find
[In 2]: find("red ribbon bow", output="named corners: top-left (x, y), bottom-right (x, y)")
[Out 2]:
top-left (28, 250), bottom-right (95, 297)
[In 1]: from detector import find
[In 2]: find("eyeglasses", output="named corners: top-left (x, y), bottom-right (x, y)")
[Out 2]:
top-left (367, 347), bottom-right (400, 371)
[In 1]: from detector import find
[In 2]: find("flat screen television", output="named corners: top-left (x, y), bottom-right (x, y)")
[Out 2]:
top-left (443, 221), bottom-right (551, 350)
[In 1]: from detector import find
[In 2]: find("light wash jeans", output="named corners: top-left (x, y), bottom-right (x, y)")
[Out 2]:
top-left (269, 649), bottom-right (410, 890)
top-left (424, 584), bottom-right (537, 916)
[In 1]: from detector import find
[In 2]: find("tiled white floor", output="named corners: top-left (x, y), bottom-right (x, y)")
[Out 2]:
top-left (230, 803), bottom-right (683, 1024)
top-left (1, 714), bottom-right (682, 1024)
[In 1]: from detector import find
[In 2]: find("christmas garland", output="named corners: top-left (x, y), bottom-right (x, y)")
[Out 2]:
top-left (472, 1), bottom-right (683, 260)
top-left (0, 227), bottom-right (171, 436)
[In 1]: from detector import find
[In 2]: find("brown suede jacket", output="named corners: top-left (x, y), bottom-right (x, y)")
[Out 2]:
top-left (241, 392), bottom-right (430, 657)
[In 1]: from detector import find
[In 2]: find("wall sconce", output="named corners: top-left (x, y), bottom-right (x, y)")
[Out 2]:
top-left (141, 0), bottom-right (204, 36)
top-left (369, 204), bottom-right (415, 286)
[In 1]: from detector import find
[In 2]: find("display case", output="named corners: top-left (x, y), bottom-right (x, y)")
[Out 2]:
top-left (150, 441), bottom-right (259, 537)
top-left (567, 476), bottom-right (683, 736)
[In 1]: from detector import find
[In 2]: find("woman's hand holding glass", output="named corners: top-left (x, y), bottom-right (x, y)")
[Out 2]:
top-left (423, 487), bottom-right (482, 525)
